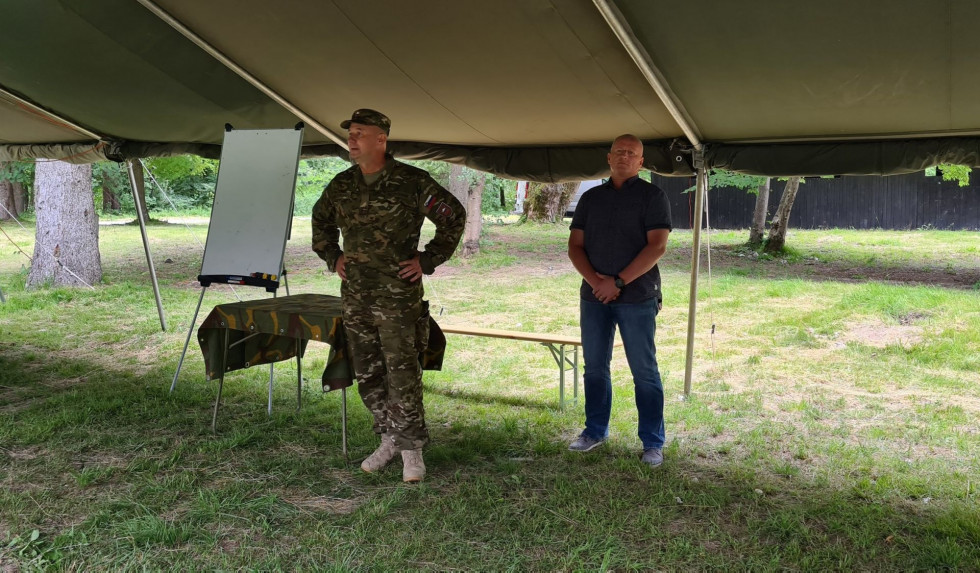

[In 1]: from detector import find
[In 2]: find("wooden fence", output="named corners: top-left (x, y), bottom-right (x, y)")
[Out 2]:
top-left (653, 172), bottom-right (980, 231)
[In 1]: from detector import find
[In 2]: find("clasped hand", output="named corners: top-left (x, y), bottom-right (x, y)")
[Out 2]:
top-left (592, 273), bottom-right (621, 304)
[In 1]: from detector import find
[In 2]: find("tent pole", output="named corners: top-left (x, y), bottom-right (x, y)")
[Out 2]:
top-left (136, 0), bottom-right (348, 150)
top-left (127, 161), bottom-right (167, 332)
top-left (592, 0), bottom-right (702, 147)
top-left (684, 153), bottom-right (707, 397)
top-left (593, 0), bottom-right (707, 396)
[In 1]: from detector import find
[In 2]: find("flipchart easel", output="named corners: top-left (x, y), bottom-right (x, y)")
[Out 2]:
top-left (169, 125), bottom-right (347, 432)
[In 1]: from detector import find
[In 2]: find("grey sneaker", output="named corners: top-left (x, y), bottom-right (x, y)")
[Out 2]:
top-left (641, 448), bottom-right (664, 467)
top-left (568, 435), bottom-right (605, 452)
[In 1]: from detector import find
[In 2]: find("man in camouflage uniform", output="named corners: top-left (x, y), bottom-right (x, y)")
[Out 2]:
top-left (312, 109), bottom-right (465, 483)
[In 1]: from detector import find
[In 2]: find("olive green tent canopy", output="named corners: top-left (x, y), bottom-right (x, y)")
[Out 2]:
top-left (4, 0), bottom-right (980, 181)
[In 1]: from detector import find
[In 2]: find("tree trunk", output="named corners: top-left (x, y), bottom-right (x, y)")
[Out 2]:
top-left (524, 181), bottom-right (577, 222)
top-left (764, 176), bottom-right (802, 253)
top-left (0, 178), bottom-right (14, 220)
top-left (12, 181), bottom-right (27, 214)
top-left (27, 160), bottom-right (102, 288)
top-left (102, 164), bottom-right (122, 211)
top-left (748, 177), bottom-right (771, 246)
top-left (446, 163), bottom-right (468, 207)
top-left (461, 171), bottom-right (485, 257)
top-left (128, 159), bottom-right (149, 222)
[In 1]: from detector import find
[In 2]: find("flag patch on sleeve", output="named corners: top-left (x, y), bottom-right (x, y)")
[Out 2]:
top-left (423, 195), bottom-right (437, 210)
top-left (435, 202), bottom-right (454, 217)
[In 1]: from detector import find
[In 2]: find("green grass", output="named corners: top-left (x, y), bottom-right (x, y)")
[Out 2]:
top-left (1, 218), bottom-right (979, 570)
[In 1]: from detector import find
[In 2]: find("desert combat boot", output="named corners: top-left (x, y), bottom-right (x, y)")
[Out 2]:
top-left (360, 435), bottom-right (397, 473)
top-left (401, 449), bottom-right (425, 483)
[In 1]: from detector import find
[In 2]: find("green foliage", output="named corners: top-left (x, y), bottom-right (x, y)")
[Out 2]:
top-left (91, 162), bottom-right (129, 212)
top-left (293, 157), bottom-right (350, 215)
top-left (937, 164), bottom-right (971, 187)
top-left (483, 174), bottom-right (516, 215)
top-left (143, 157), bottom-right (218, 211)
top-left (684, 169), bottom-right (767, 194)
top-left (0, 159), bottom-right (35, 187)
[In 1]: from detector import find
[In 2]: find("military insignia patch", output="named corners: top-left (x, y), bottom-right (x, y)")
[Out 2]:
top-left (435, 202), bottom-right (454, 217)
top-left (423, 194), bottom-right (437, 210)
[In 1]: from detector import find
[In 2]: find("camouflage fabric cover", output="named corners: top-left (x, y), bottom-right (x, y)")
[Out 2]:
top-left (197, 294), bottom-right (445, 391)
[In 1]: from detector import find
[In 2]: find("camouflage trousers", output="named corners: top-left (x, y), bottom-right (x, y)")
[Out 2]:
top-left (342, 295), bottom-right (429, 451)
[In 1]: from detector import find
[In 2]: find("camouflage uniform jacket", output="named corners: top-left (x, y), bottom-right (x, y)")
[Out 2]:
top-left (311, 155), bottom-right (465, 300)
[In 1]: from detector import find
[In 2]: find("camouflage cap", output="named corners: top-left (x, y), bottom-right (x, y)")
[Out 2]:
top-left (340, 109), bottom-right (391, 134)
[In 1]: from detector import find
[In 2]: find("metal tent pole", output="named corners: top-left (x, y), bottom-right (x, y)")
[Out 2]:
top-left (591, 0), bottom-right (702, 147)
top-left (171, 287), bottom-right (206, 392)
top-left (593, 0), bottom-right (706, 396)
top-left (684, 158), bottom-right (708, 396)
top-left (127, 161), bottom-right (167, 331)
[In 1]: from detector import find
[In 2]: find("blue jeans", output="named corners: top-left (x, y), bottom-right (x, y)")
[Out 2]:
top-left (580, 298), bottom-right (665, 449)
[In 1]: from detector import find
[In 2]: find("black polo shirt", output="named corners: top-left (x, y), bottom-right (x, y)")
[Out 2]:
top-left (569, 175), bottom-right (672, 304)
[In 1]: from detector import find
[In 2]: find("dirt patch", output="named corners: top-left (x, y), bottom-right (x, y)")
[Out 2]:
top-left (839, 321), bottom-right (923, 348)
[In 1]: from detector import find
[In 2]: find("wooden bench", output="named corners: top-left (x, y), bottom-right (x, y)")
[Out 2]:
top-left (440, 325), bottom-right (622, 410)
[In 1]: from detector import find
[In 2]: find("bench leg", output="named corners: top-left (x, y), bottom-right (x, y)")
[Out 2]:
top-left (267, 364), bottom-right (275, 416)
top-left (544, 342), bottom-right (578, 411)
top-left (573, 345), bottom-right (579, 405)
top-left (213, 328), bottom-right (230, 434)
top-left (559, 344), bottom-right (566, 409)
top-left (341, 386), bottom-right (348, 459)
top-left (296, 338), bottom-right (303, 413)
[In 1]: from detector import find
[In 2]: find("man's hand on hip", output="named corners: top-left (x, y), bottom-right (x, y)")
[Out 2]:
top-left (335, 254), bottom-right (347, 280)
top-left (398, 254), bottom-right (424, 282)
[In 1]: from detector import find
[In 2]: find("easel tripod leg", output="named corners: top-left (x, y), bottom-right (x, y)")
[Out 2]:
top-left (172, 287), bottom-right (207, 393)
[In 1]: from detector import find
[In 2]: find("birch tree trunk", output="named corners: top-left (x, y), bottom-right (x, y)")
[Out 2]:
top-left (764, 176), bottom-right (802, 253)
top-left (461, 171), bottom-right (485, 257)
top-left (748, 177), bottom-right (771, 246)
top-left (446, 163), bottom-right (468, 206)
top-left (27, 160), bottom-right (102, 288)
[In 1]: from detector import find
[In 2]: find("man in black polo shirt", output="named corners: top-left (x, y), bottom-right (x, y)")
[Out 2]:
top-left (566, 134), bottom-right (672, 467)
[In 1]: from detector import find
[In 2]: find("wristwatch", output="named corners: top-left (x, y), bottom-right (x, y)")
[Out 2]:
top-left (614, 275), bottom-right (626, 289)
